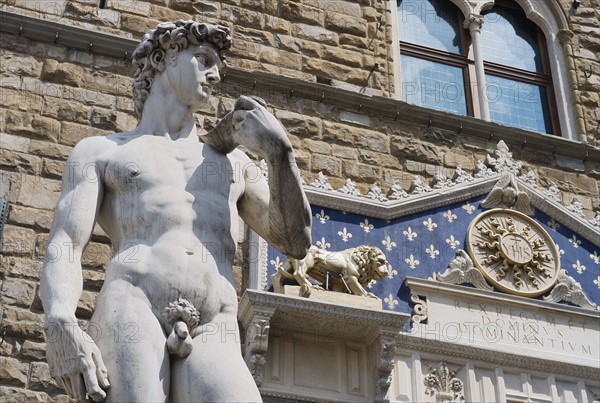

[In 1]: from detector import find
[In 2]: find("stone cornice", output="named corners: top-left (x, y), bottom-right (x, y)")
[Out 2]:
top-left (239, 290), bottom-right (410, 331)
top-left (405, 277), bottom-right (600, 319)
top-left (397, 333), bottom-right (600, 381)
top-left (305, 178), bottom-right (497, 221)
top-left (1, 9), bottom-right (599, 164)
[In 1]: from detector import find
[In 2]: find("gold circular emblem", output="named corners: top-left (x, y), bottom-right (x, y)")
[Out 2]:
top-left (466, 209), bottom-right (560, 297)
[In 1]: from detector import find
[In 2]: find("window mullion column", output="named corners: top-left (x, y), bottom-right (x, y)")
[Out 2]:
top-left (465, 14), bottom-right (490, 121)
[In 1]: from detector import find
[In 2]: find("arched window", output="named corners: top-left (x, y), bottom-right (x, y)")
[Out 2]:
top-left (396, 0), bottom-right (561, 136)
top-left (397, 0), bottom-right (472, 116)
top-left (481, 1), bottom-right (558, 134)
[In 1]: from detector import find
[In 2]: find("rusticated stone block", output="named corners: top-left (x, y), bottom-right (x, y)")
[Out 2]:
top-left (0, 88), bottom-right (44, 114)
top-left (17, 174), bottom-right (61, 211)
top-left (110, 0), bottom-right (152, 16)
top-left (358, 149), bottom-right (400, 168)
top-left (1, 256), bottom-right (43, 280)
top-left (41, 159), bottom-right (65, 180)
top-left (76, 290), bottom-right (98, 319)
top-left (0, 225), bottom-right (36, 257)
top-left (149, 5), bottom-right (191, 21)
top-left (0, 150), bottom-right (42, 176)
top-left (332, 144), bottom-right (359, 160)
top-left (325, 13), bottom-right (367, 37)
top-left (28, 362), bottom-right (63, 394)
top-left (302, 139), bottom-right (332, 155)
top-left (0, 358), bottom-right (29, 387)
top-left (294, 23), bottom-right (339, 46)
top-left (41, 60), bottom-right (85, 88)
top-left (341, 160), bottom-right (381, 183)
top-left (265, 16), bottom-right (292, 35)
top-left (3, 304), bottom-right (44, 341)
top-left (275, 110), bottom-right (322, 137)
top-left (42, 98), bottom-right (91, 125)
top-left (0, 278), bottom-right (36, 308)
top-left (5, 111), bottom-right (60, 142)
top-left (20, 340), bottom-right (46, 361)
top-left (28, 140), bottom-right (72, 160)
top-left (0, 387), bottom-right (47, 403)
top-left (390, 136), bottom-right (444, 164)
top-left (120, 14), bottom-right (161, 37)
top-left (323, 121), bottom-right (389, 153)
top-left (281, 1), bottom-right (325, 26)
top-left (311, 155), bottom-right (341, 177)
top-left (322, 46), bottom-right (363, 68)
top-left (260, 47), bottom-right (302, 70)
top-left (222, 6), bottom-right (264, 30)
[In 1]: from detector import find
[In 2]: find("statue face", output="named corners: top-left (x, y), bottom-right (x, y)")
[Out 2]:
top-left (165, 43), bottom-right (222, 111)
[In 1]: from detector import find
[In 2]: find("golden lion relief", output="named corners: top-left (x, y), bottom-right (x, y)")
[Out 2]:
top-left (272, 245), bottom-right (390, 298)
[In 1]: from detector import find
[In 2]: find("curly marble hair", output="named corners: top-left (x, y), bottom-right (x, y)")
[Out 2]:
top-left (131, 20), bottom-right (232, 118)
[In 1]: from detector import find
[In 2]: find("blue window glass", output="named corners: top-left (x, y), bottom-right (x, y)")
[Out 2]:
top-left (485, 74), bottom-right (551, 134)
top-left (401, 55), bottom-right (468, 116)
top-left (481, 8), bottom-right (543, 73)
top-left (397, 0), bottom-right (462, 54)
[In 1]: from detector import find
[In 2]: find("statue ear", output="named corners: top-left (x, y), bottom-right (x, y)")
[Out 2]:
top-left (150, 49), bottom-right (167, 73)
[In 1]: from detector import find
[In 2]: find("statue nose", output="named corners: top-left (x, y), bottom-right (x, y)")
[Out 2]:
top-left (206, 68), bottom-right (220, 85)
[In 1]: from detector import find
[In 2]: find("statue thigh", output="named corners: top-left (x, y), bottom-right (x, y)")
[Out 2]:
top-left (91, 280), bottom-right (169, 402)
top-left (169, 312), bottom-right (262, 403)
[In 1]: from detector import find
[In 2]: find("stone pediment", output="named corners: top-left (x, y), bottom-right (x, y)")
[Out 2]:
top-left (259, 141), bottom-right (599, 319)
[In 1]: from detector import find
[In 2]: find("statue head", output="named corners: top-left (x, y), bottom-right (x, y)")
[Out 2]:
top-left (131, 20), bottom-right (232, 118)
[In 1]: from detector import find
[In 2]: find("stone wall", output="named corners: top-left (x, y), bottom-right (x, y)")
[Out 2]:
top-left (0, 0), bottom-right (598, 400)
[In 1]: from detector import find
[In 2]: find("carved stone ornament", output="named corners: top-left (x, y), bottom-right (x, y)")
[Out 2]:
top-left (367, 184), bottom-right (388, 202)
top-left (480, 173), bottom-right (534, 215)
top-left (430, 249), bottom-right (493, 291)
top-left (271, 245), bottom-right (391, 298)
top-left (466, 209), bottom-right (561, 297)
top-left (374, 333), bottom-right (398, 403)
top-left (310, 171), bottom-right (333, 190)
top-left (242, 310), bottom-right (275, 387)
top-left (423, 361), bottom-right (465, 402)
top-left (338, 178), bottom-right (361, 196)
top-left (543, 182), bottom-right (562, 203)
top-left (410, 294), bottom-right (428, 324)
top-left (543, 269), bottom-right (599, 311)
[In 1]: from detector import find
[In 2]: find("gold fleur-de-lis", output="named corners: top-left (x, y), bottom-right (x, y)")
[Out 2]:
top-left (573, 260), bottom-right (586, 274)
top-left (569, 235), bottom-right (581, 248)
top-left (270, 256), bottom-right (283, 271)
top-left (405, 254), bottom-right (420, 269)
top-left (426, 244), bottom-right (439, 259)
top-left (316, 209), bottom-right (330, 224)
top-left (316, 237), bottom-right (330, 250)
top-left (423, 217), bottom-right (438, 232)
top-left (403, 227), bottom-right (417, 241)
top-left (443, 210), bottom-right (457, 223)
top-left (387, 268), bottom-right (398, 279)
top-left (446, 235), bottom-right (460, 249)
top-left (590, 251), bottom-right (600, 265)
top-left (594, 276), bottom-right (600, 289)
top-left (384, 293), bottom-right (399, 310)
top-left (337, 227), bottom-right (353, 242)
top-left (382, 235), bottom-right (397, 251)
top-left (462, 202), bottom-right (475, 214)
top-left (366, 279), bottom-right (377, 289)
top-left (360, 219), bottom-right (374, 233)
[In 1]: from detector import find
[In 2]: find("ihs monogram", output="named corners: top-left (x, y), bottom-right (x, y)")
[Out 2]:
top-left (467, 210), bottom-right (560, 297)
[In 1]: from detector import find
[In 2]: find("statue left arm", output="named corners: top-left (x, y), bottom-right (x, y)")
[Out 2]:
top-left (234, 98), bottom-right (311, 259)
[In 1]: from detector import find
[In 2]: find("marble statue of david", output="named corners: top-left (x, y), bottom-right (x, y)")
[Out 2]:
top-left (41, 20), bottom-right (311, 402)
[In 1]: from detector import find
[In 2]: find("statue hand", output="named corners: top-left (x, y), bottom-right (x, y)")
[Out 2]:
top-left (231, 96), bottom-right (292, 159)
top-left (45, 320), bottom-right (110, 402)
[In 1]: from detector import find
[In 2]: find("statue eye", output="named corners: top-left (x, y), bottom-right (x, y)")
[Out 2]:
top-left (195, 55), bottom-right (208, 65)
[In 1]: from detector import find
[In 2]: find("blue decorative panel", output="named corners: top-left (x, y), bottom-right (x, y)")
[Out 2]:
top-left (267, 198), bottom-right (600, 315)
